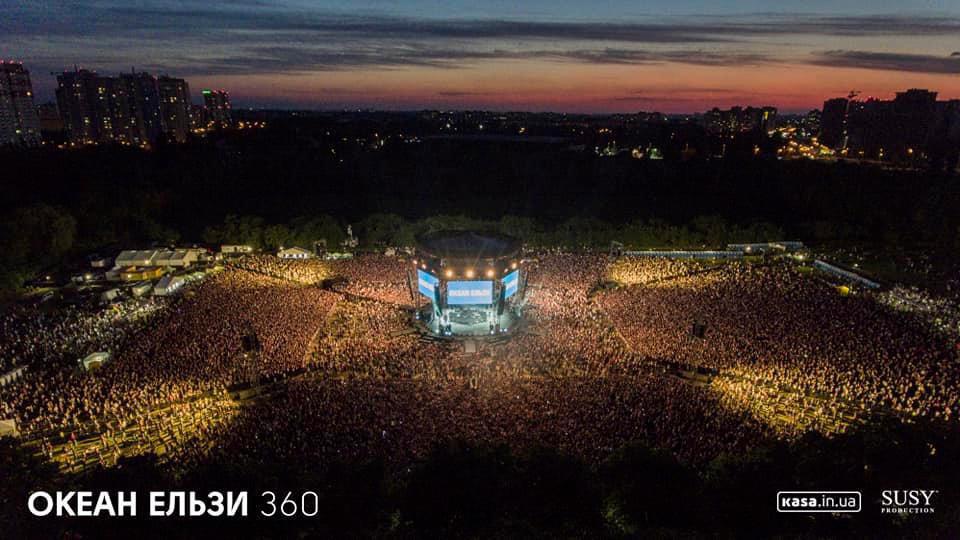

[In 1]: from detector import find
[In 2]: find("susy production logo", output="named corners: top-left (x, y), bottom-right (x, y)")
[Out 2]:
top-left (880, 490), bottom-right (938, 514)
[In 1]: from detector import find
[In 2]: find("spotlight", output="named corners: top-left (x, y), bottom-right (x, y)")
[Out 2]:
top-left (465, 269), bottom-right (475, 278)
top-left (445, 269), bottom-right (454, 278)
top-left (511, 262), bottom-right (518, 269)
top-left (485, 268), bottom-right (495, 278)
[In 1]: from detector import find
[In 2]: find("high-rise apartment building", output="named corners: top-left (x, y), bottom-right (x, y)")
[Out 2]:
top-left (703, 106), bottom-right (777, 136)
top-left (0, 61), bottom-right (42, 146)
top-left (56, 68), bottom-right (137, 144)
top-left (119, 71), bottom-right (163, 144)
top-left (56, 68), bottom-right (100, 144)
top-left (57, 69), bottom-right (203, 145)
top-left (158, 76), bottom-right (192, 142)
top-left (202, 89), bottom-right (232, 129)
top-left (819, 89), bottom-right (957, 164)
top-left (818, 98), bottom-right (849, 149)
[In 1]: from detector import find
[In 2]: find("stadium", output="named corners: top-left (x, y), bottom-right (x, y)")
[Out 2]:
top-left (411, 230), bottom-right (525, 337)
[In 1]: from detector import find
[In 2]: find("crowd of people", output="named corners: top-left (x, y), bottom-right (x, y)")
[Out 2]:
top-left (210, 372), bottom-right (766, 470)
top-left (41, 395), bottom-right (238, 474)
top-left (607, 257), bottom-right (710, 286)
top-left (228, 254), bottom-right (334, 285)
top-left (229, 253), bottom-right (412, 305)
top-left (205, 253), bottom-right (773, 469)
top-left (328, 255), bottom-right (412, 305)
top-left (2, 251), bottom-right (957, 477)
top-left (0, 297), bottom-right (168, 374)
top-left (877, 285), bottom-right (960, 341)
top-left (1, 269), bottom-right (339, 442)
top-left (599, 259), bottom-right (960, 426)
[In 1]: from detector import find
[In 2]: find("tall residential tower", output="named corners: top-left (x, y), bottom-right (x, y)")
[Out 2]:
top-left (202, 89), bottom-right (232, 129)
top-left (158, 76), bottom-right (192, 142)
top-left (0, 61), bottom-right (42, 146)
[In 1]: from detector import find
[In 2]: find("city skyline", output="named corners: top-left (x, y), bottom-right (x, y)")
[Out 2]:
top-left (4, 1), bottom-right (960, 113)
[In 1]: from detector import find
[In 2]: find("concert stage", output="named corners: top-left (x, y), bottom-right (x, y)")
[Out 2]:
top-left (409, 230), bottom-right (527, 338)
top-left (417, 305), bottom-right (522, 337)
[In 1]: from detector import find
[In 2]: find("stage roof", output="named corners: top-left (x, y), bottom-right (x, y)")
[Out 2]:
top-left (416, 230), bottom-right (520, 260)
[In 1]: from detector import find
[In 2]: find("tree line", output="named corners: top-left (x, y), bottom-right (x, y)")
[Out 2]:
top-left (200, 212), bottom-right (785, 252)
top-left (0, 206), bottom-right (783, 297)
top-left (2, 128), bottom-right (958, 295)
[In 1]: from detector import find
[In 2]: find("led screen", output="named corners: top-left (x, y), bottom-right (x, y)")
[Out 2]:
top-left (502, 270), bottom-right (519, 299)
top-left (447, 280), bottom-right (493, 305)
top-left (417, 269), bottom-right (439, 299)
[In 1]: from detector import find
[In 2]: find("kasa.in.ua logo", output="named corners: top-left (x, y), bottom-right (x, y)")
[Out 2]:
top-left (880, 490), bottom-right (938, 514)
top-left (776, 491), bottom-right (861, 513)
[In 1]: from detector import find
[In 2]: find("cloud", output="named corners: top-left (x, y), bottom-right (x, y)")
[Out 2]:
top-left (810, 50), bottom-right (960, 74)
top-left (7, 4), bottom-right (960, 78)
top-left (780, 15), bottom-right (960, 36)
top-left (560, 49), bottom-right (768, 66)
top-left (77, 43), bottom-right (769, 77)
top-left (436, 91), bottom-right (495, 97)
top-left (6, 4), bottom-right (960, 43)
top-left (612, 87), bottom-right (806, 104)
top-left (8, 3), bottom-right (960, 105)
top-left (610, 95), bottom-right (712, 103)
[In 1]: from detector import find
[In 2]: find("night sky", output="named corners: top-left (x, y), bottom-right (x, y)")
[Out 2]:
top-left (4, 0), bottom-right (960, 112)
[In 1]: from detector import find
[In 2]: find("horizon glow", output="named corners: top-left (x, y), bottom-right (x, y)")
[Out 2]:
top-left (4, 1), bottom-right (960, 113)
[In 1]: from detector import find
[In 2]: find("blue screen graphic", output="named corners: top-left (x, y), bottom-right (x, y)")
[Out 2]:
top-left (417, 269), bottom-right (439, 299)
top-left (447, 280), bottom-right (493, 305)
top-left (502, 270), bottom-right (519, 299)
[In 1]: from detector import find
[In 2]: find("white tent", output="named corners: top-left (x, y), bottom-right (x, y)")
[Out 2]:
top-left (131, 282), bottom-right (153, 297)
top-left (154, 249), bottom-right (200, 267)
top-left (221, 244), bottom-right (254, 254)
top-left (80, 352), bottom-right (111, 371)
top-left (100, 288), bottom-right (120, 303)
top-left (154, 275), bottom-right (186, 296)
top-left (115, 250), bottom-right (158, 267)
top-left (277, 247), bottom-right (314, 259)
top-left (114, 248), bottom-right (203, 268)
top-left (89, 256), bottom-right (113, 268)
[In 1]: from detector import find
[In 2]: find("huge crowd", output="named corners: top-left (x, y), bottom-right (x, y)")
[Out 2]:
top-left (877, 285), bottom-right (960, 341)
top-left (228, 254), bottom-right (334, 284)
top-left (599, 259), bottom-right (960, 424)
top-left (1, 269), bottom-right (338, 441)
top-left (0, 297), bottom-right (168, 374)
top-left (328, 255), bottom-right (412, 305)
top-left (1, 252), bottom-right (957, 475)
top-left (210, 253), bottom-right (769, 468)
